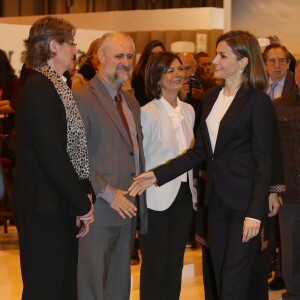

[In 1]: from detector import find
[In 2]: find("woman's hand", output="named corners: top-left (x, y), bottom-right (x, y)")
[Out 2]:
top-left (76, 195), bottom-right (94, 238)
top-left (242, 218), bottom-right (260, 243)
top-left (128, 171), bottom-right (157, 196)
top-left (268, 192), bottom-right (283, 217)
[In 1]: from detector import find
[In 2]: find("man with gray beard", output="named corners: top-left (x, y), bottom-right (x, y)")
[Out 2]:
top-left (73, 32), bottom-right (147, 300)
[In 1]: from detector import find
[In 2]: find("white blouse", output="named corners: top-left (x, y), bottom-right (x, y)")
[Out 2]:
top-left (206, 88), bottom-right (235, 152)
top-left (160, 97), bottom-right (188, 182)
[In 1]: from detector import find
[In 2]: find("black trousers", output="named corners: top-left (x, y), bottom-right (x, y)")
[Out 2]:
top-left (139, 182), bottom-right (193, 300)
top-left (14, 211), bottom-right (78, 300)
top-left (207, 188), bottom-right (261, 300)
top-left (279, 204), bottom-right (300, 299)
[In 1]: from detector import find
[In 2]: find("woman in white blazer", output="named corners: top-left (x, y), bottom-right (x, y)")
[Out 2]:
top-left (138, 51), bottom-right (197, 300)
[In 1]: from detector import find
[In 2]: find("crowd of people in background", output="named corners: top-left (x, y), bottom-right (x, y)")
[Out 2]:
top-left (0, 14), bottom-right (299, 300)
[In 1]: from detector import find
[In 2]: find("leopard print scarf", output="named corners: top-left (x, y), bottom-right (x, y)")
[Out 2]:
top-left (34, 64), bottom-right (90, 180)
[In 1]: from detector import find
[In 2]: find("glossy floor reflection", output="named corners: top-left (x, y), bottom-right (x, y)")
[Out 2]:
top-left (0, 225), bottom-right (285, 300)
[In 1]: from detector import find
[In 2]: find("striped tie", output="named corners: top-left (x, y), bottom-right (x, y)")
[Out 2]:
top-left (268, 82), bottom-right (279, 100)
top-left (115, 93), bottom-right (133, 147)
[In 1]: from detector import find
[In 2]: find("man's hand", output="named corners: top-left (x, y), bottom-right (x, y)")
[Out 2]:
top-left (268, 192), bottom-right (283, 217)
top-left (179, 83), bottom-right (190, 100)
top-left (110, 189), bottom-right (137, 219)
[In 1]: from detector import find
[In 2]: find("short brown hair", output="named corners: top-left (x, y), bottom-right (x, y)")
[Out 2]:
top-left (133, 40), bottom-right (165, 77)
top-left (145, 51), bottom-right (182, 100)
top-left (24, 16), bottom-right (76, 68)
top-left (98, 32), bottom-right (135, 54)
top-left (194, 51), bottom-right (210, 61)
top-left (262, 43), bottom-right (290, 63)
top-left (217, 30), bottom-right (268, 90)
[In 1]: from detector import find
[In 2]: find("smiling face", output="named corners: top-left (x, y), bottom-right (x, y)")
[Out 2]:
top-left (98, 33), bottom-right (135, 89)
top-left (159, 58), bottom-right (184, 95)
top-left (213, 40), bottom-right (245, 85)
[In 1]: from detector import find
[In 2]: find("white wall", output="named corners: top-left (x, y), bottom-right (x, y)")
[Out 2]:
top-left (231, 0), bottom-right (300, 58)
top-left (0, 8), bottom-right (224, 31)
top-left (0, 24), bottom-right (110, 74)
top-left (0, 8), bottom-right (224, 74)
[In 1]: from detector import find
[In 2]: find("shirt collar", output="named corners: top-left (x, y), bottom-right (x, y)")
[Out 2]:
top-left (160, 96), bottom-right (182, 118)
top-left (98, 75), bottom-right (122, 100)
top-left (269, 74), bottom-right (287, 88)
top-left (61, 75), bottom-right (67, 82)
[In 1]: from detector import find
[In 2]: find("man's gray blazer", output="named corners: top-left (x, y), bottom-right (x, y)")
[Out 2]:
top-left (73, 75), bottom-right (147, 234)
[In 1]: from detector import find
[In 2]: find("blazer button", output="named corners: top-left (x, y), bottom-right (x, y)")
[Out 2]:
top-left (131, 172), bottom-right (136, 177)
top-left (130, 151), bottom-right (134, 156)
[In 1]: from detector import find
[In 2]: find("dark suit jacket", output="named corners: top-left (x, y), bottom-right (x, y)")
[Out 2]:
top-left (273, 91), bottom-right (300, 204)
top-left (73, 76), bottom-right (148, 234)
top-left (282, 70), bottom-right (296, 96)
top-left (12, 70), bottom-right (91, 217)
top-left (154, 85), bottom-right (274, 221)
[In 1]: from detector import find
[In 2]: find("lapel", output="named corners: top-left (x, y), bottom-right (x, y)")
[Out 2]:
top-left (89, 76), bottom-right (133, 148)
top-left (200, 86), bottom-right (222, 156)
top-left (282, 70), bottom-right (296, 96)
top-left (180, 103), bottom-right (195, 148)
top-left (214, 85), bottom-right (250, 153)
top-left (124, 92), bottom-right (144, 149)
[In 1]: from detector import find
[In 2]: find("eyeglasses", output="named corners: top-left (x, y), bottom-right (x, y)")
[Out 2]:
top-left (65, 41), bottom-right (77, 47)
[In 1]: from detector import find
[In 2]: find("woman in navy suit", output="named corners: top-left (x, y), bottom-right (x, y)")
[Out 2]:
top-left (130, 31), bottom-right (280, 300)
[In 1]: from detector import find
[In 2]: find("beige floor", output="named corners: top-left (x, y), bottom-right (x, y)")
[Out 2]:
top-left (0, 224), bottom-right (285, 300)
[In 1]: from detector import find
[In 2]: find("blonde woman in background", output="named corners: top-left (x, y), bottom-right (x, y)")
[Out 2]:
top-left (71, 38), bottom-right (100, 89)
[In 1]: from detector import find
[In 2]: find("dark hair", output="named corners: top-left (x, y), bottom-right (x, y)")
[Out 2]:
top-left (145, 51), bottom-right (181, 100)
top-left (217, 30), bottom-right (268, 90)
top-left (24, 16), bottom-right (76, 68)
top-left (0, 49), bottom-right (19, 110)
top-left (0, 49), bottom-right (15, 80)
top-left (194, 51), bottom-right (210, 61)
top-left (262, 43), bottom-right (290, 63)
top-left (133, 40), bottom-right (165, 78)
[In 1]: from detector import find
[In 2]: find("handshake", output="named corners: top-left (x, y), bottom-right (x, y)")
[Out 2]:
top-left (128, 171), bottom-right (157, 197)
top-left (108, 171), bottom-right (157, 220)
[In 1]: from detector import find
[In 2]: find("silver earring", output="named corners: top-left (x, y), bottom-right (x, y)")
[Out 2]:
top-left (240, 69), bottom-right (243, 73)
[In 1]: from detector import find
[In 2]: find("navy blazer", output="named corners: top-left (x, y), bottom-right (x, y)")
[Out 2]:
top-left (154, 85), bottom-right (275, 221)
